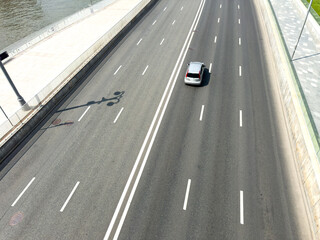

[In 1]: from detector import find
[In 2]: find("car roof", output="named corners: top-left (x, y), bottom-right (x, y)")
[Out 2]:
top-left (188, 62), bottom-right (203, 73)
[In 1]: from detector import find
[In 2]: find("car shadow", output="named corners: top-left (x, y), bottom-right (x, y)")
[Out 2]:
top-left (201, 68), bottom-right (211, 87)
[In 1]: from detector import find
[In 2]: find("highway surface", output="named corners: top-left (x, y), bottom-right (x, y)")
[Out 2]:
top-left (0, 0), bottom-right (314, 239)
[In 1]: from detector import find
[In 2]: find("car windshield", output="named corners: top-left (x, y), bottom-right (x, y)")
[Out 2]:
top-left (187, 73), bottom-right (199, 78)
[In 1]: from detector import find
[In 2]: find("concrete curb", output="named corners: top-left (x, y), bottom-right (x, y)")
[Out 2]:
top-left (256, 0), bottom-right (320, 237)
top-left (0, 0), bottom-right (159, 162)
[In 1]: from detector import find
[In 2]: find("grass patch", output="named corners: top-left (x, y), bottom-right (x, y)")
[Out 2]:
top-left (306, 0), bottom-right (320, 16)
top-left (301, 0), bottom-right (320, 24)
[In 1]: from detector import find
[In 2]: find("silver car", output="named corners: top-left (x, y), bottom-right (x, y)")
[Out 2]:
top-left (184, 62), bottom-right (205, 85)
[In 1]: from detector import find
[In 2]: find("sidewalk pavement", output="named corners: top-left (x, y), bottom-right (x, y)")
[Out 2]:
top-left (269, 0), bottom-right (320, 136)
top-left (0, 0), bottom-right (141, 132)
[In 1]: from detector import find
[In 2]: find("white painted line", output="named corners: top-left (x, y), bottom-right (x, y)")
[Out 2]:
top-left (78, 106), bottom-right (91, 122)
top-left (142, 65), bottom-right (149, 75)
top-left (239, 65), bottom-right (242, 77)
top-left (181, 6), bottom-right (184, 11)
top-left (220, 4), bottom-right (222, 8)
top-left (160, 38), bottom-right (165, 45)
top-left (239, 19), bottom-right (241, 24)
top-left (218, 18), bottom-right (220, 23)
top-left (209, 63), bottom-right (212, 73)
top-left (193, 0), bottom-right (205, 31)
top-left (183, 179), bottom-right (191, 210)
top-left (11, 177), bottom-right (35, 207)
top-left (200, 105), bottom-right (205, 121)
top-left (239, 38), bottom-right (241, 46)
top-left (114, 107), bottom-right (124, 123)
top-left (114, 65), bottom-right (122, 75)
top-left (152, 20), bottom-right (157, 25)
top-left (60, 181), bottom-right (80, 212)
top-left (238, 4), bottom-right (240, 9)
top-left (105, 0), bottom-right (206, 238)
top-left (163, 6), bottom-right (167, 11)
top-left (214, 36), bottom-right (217, 43)
top-left (240, 190), bottom-right (244, 224)
top-left (240, 110), bottom-right (243, 127)
top-left (136, 38), bottom-right (142, 45)
top-left (172, 20), bottom-right (176, 25)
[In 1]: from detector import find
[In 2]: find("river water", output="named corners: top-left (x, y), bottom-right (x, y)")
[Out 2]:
top-left (0, 0), bottom-right (102, 51)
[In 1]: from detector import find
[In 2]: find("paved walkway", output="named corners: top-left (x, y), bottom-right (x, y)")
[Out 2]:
top-left (0, 0), bottom-right (142, 135)
top-left (269, 0), bottom-right (320, 135)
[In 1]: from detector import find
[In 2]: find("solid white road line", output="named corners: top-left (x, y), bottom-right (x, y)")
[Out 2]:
top-left (172, 20), bottom-right (176, 25)
top-left (200, 105), bottom-right (205, 121)
top-left (209, 63), bottom-right (212, 73)
top-left (218, 18), bottom-right (220, 23)
top-left (160, 38), bottom-right (165, 45)
top-left (152, 20), bottom-right (157, 25)
top-left (114, 65), bottom-right (122, 75)
top-left (60, 181), bottom-right (80, 212)
top-left (163, 6), bottom-right (167, 11)
top-left (114, 107), bottom-right (124, 123)
top-left (214, 36), bottom-right (217, 43)
top-left (11, 177), bottom-right (35, 207)
top-left (136, 38), bottom-right (142, 45)
top-left (240, 190), bottom-right (244, 224)
top-left (105, 0), bottom-right (206, 239)
top-left (78, 106), bottom-right (91, 122)
top-left (193, 0), bottom-right (205, 31)
top-left (240, 110), bottom-right (243, 127)
top-left (183, 179), bottom-right (191, 210)
top-left (142, 65), bottom-right (149, 75)
top-left (239, 65), bottom-right (242, 77)
top-left (239, 38), bottom-right (241, 46)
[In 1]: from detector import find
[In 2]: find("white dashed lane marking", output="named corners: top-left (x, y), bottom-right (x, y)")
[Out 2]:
top-left (137, 38), bottom-right (142, 45)
top-left (60, 182), bottom-right (80, 212)
top-left (200, 105), bottom-right (205, 121)
top-left (114, 65), bottom-right (122, 75)
top-left (142, 65), bottom-right (149, 75)
top-left (11, 177), bottom-right (35, 207)
top-left (183, 179), bottom-right (191, 210)
top-left (78, 106), bottom-right (91, 122)
top-left (114, 107), bottom-right (124, 124)
top-left (240, 190), bottom-right (244, 224)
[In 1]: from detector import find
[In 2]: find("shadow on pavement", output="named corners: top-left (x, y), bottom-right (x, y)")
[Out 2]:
top-left (292, 52), bottom-right (320, 62)
top-left (56, 90), bottom-right (125, 113)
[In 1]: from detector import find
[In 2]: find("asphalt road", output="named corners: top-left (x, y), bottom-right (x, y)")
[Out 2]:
top-left (0, 0), bottom-right (314, 239)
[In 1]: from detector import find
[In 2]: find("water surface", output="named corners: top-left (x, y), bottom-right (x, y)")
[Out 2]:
top-left (0, 0), bottom-right (101, 51)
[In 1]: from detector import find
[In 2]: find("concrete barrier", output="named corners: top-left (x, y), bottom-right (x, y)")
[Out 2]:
top-left (254, 0), bottom-right (320, 237)
top-left (0, 0), bottom-right (159, 161)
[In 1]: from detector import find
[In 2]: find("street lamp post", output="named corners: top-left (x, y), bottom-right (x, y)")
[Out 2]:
top-left (292, 0), bottom-right (314, 59)
top-left (0, 51), bottom-right (27, 109)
